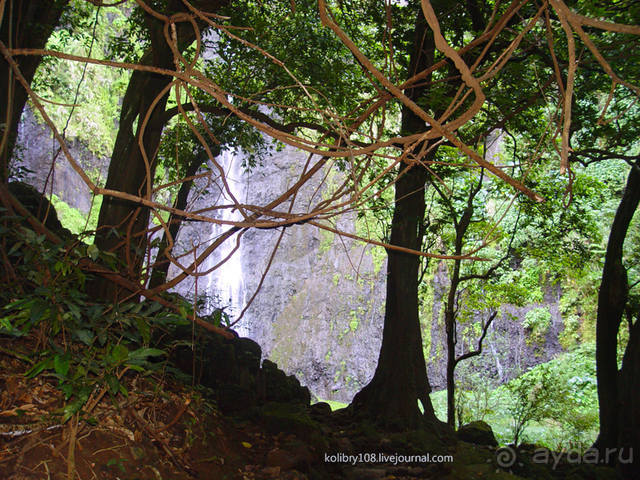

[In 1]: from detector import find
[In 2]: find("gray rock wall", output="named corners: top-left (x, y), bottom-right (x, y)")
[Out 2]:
top-left (12, 107), bottom-right (107, 213)
top-left (426, 265), bottom-right (566, 391)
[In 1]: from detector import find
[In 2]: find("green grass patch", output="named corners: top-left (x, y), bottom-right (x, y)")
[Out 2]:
top-left (49, 194), bottom-right (102, 240)
top-left (315, 398), bottom-right (348, 411)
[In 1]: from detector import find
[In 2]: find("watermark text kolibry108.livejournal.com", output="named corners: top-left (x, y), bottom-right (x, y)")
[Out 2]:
top-left (324, 452), bottom-right (454, 466)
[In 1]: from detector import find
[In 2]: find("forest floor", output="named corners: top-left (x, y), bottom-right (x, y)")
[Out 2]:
top-left (0, 335), bottom-right (621, 480)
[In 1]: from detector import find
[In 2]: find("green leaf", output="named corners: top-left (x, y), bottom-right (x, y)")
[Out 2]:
top-left (61, 398), bottom-right (85, 423)
top-left (87, 243), bottom-right (100, 261)
top-left (61, 382), bottom-right (74, 399)
top-left (73, 365), bottom-right (87, 380)
top-left (8, 241), bottom-right (23, 255)
top-left (74, 329), bottom-right (95, 346)
top-left (25, 358), bottom-right (53, 378)
top-left (142, 301), bottom-right (162, 316)
top-left (126, 348), bottom-right (165, 368)
top-left (127, 347), bottom-right (165, 361)
top-left (64, 300), bottom-right (82, 320)
top-left (85, 417), bottom-right (98, 426)
top-left (30, 301), bottom-right (49, 323)
top-left (134, 317), bottom-right (150, 344)
top-left (0, 317), bottom-right (23, 337)
top-left (106, 374), bottom-right (120, 396)
top-left (25, 359), bottom-right (51, 378)
top-left (111, 344), bottom-right (129, 364)
top-left (54, 354), bottom-right (70, 377)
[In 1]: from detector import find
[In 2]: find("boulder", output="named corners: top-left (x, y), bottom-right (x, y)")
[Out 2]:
top-left (309, 401), bottom-right (332, 419)
top-left (258, 359), bottom-right (311, 406)
top-left (259, 402), bottom-right (320, 442)
top-left (457, 421), bottom-right (498, 446)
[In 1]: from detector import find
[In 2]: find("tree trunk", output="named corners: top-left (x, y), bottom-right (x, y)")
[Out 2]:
top-left (595, 162), bottom-right (640, 469)
top-left (0, 0), bottom-right (69, 182)
top-left (90, 10), bottom-right (204, 301)
top-left (91, 58), bottom-right (174, 300)
top-left (445, 257), bottom-right (459, 427)
top-left (350, 7), bottom-right (446, 431)
top-left (444, 193), bottom-right (475, 427)
top-left (91, 1), bottom-right (231, 302)
top-left (351, 160), bottom-right (438, 429)
top-left (148, 150), bottom-right (210, 289)
top-left (617, 316), bottom-right (640, 478)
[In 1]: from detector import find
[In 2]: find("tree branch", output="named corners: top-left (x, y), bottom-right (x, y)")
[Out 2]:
top-left (454, 310), bottom-right (498, 366)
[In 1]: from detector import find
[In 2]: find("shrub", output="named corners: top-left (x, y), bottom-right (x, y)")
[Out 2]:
top-left (505, 363), bottom-right (567, 445)
top-left (523, 307), bottom-right (552, 345)
top-left (0, 213), bottom-right (188, 422)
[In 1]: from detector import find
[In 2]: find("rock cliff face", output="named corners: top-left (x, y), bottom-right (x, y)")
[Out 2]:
top-left (13, 112), bottom-right (567, 403)
top-left (426, 266), bottom-right (565, 391)
top-left (12, 107), bottom-right (108, 214)
top-left (167, 146), bottom-right (387, 402)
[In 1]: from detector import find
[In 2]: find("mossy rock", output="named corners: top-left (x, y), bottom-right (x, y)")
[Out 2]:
top-left (7, 181), bottom-right (72, 240)
top-left (458, 421), bottom-right (498, 447)
top-left (446, 463), bottom-right (523, 479)
top-left (388, 429), bottom-right (451, 455)
top-left (454, 441), bottom-right (494, 465)
top-left (505, 450), bottom-right (555, 480)
top-left (258, 359), bottom-right (311, 405)
top-left (554, 463), bottom-right (619, 480)
top-left (259, 402), bottom-right (321, 441)
top-left (309, 401), bottom-right (332, 419)
top-left (161, 325), bottom-right (262, 413)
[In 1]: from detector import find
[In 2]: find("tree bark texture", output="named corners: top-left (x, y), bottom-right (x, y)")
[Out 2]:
top-left (92, 1), bottom-right (229, 301)
top-left (0, 0), bottom-right (69, 182)
top-left (351, 160), bottom-right (437, 429)
top-left (92, 47), bottom-right (176, 301)
top-left (595, 162), bottom-right (640, 472)
top-left (618, 317), bottom-right (640, 478)
top-left (445, 202), bottom-right (473, 427)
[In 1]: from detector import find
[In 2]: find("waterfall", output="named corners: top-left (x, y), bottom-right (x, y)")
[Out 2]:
top-left (202, 149), bottom-right (248, 336)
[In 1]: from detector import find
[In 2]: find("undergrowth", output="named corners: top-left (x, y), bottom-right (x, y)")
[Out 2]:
top-left (0, 209), bottom-right (206, 425)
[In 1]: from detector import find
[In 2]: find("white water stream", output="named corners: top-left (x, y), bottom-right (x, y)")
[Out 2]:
top-left (202, 150), bottom-right (248, 335)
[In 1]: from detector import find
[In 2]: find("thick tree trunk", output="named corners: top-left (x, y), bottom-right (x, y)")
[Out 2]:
top-left (350, 7), bottom-right (447, 431)
top-left (617, 317), bottom-right (640, 478)
top-left (595, 162), bottom-right (640, 470)
top-left (91, 1), bottom-right (229, 302)
top-left (0, 0), bottom-right (69, 182)
top-left (351, 161), bottom-right (437, 429)
top-left (91, 9), bottom-right (203, 301)
top-left (91, 56), bottom-right (174, 301)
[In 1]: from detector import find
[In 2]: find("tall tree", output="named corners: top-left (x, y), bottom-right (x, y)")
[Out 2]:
top-left (349, 0), bottom-right (525, 430)
top-left (551, 2), bottom-right (640, 474)
top-left (0, 0), bottom-right (69, 182)
top-left (350, 3), bottom-right (445, 430)
top-left (90, 0), bottom-right (229, 301)
top-left (594, 161), bottom-right (640, 476)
